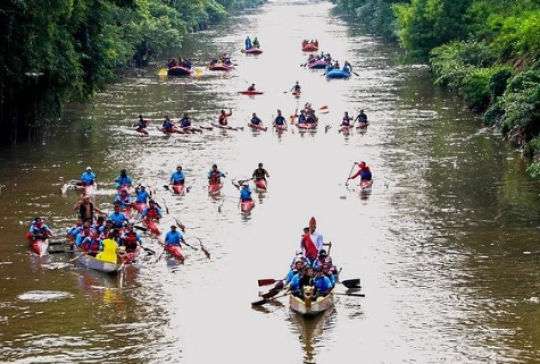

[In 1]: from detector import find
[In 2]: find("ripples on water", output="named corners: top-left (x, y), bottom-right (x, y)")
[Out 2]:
top-left (1, 1), bottom-right (540, 363)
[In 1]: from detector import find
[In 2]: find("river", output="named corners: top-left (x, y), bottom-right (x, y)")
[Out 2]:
top-left (1, 1), bottom-right (540, 363)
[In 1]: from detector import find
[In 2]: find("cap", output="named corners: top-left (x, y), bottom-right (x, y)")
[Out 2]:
top-left (319, 249), bottom-right (327, 257)
top-left (309, 217), bottom-right (317, 228)
top-left (86, 166), bottom-right (92, 170)
top-left (171, 225), bottom-right (177, 229)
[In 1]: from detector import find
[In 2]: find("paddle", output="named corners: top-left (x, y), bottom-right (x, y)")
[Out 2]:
top-left (158, 67), bottom-right (168, 76)
top-left (186, 236), bottom-right (211, 259)
top-left (161, 198), bottom-right (170, 214)
top-left (258, 278), bottom-right (281, 287)
top-left (251, 292), bottom-right (289, 306)
top-left (340, 278), bottom-right (361, 289)
top-left (334, 292), bottom-right (365, 298)
top-left (134, 225), bottom-right (148, 232)
top-left (345, 162), bottom-right (357, 186)
top-left (174, 217), bottom-right (186, 233)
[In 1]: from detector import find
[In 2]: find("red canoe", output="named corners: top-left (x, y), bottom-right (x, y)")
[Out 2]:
top-left (239, 90), bottom-right (264, 95)
top-left (31, 238), bottom-right (49, 256)
top-left (302, 43), bottom-right (319, 52)
top-left (134, 202), bottom-right (147, 214)
top-left (274, 124), bottom-right (287, 131)
top-left (292, 90), bottom-right (301, 97)
top-left (357, 121), bottom-right (369, 129)
top-left (172, 184), bottom-right (185, 195)
top-left (241, 200), bottom-right (255, 213)
top-left (255, 179), bottom-right (267, 191)
top-left (166, 245), bottom-right (185, 261)
top-left (144, 220), bottom-right (161, 235)
top-left (297, 123), bottom-right (317, 129)
top-left (123, 247), bottom-right (141, 264)
top-left (360, 180), bottom-right (373, 189)
top-left (241, 48), bottom-right (263, 55)
top-left (307, 60), bottom-right (328, 69)
top-left (248, 123), bottom-right (268, 131)
top-left (209, 64), bottom-right (234, 71)
top-left (208, 183), bottom-right (222, 194)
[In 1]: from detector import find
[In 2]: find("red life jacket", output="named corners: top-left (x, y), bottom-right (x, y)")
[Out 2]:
top-left (209, 171), bottom-right (220, 184)
top-left (145, 207), bottom-right (159, 219)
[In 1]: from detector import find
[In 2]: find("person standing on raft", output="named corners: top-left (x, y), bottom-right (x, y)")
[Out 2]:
top-left (301, 217), bottom-right (324, 262)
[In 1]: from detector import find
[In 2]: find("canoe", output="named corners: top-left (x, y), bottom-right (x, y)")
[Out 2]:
top-left (172, 184), bottom-right (185, 195)
top-left (167, 66), bottom-right (193, 76)
top-left (166, 245), bottom-right (185, 261)
top-left (122, 247), bottom-right (141, 264)
top-left (274, 124), bottom-right (287, 131)
top-left (307, 60), bottom-right (328, 69)
top-left (211, 123), bottom-right (243, 131)
top-left (209, 64), bottom-right (234, 71)
top-left (74, 250), bottom-right (124, 274)
top-left (241, 48), bottom-right (263, 55)
top-left (248, 123), bottom-right (267, 131)
top-left (254, 179), bottom-right (267, 191)
top-left (297, 123), bottom-right (317, 130)
top-left (360, 179), bottom-right (373, 190)
top-left (143, 220), bottom-right (161, 235)
top-left (325, 69), bottom-right (351, 79)
top-left (31, 238), bottom-right (49, 256)
top-left (290, 290), bottom-right (334, 317)
top-left (240, 200), bottom-right (255, 213)
top-left (239, 90), bottom-right (264, 95)
top-left (292, 90), bottom-right (301, 97)
top-left (357, 121), bottom-right (369, 129)
top-left (208, 183), bottom-right (222, 194)
top-left (134, 202), bottom-right (147, 214)
top-left (302, 43), bottom-right (319, 52)
top-left (339, 125), bottom-right (353, 133)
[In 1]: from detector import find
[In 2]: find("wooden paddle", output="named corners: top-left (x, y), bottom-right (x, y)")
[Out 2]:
top-left (258, 278), bottom-right (281, 287)
top-left (173, 217), bottom-right (186, 233)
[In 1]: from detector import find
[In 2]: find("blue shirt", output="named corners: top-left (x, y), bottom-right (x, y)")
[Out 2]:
top-left (115, 175), bottom-right (132, 188)
top-left (81, 172), bottom-right (96, 186)
top-left (114, 195), bottom-right (132, 209)
top-left (67, 226), bottom-right (83, 238)
top-left (75, 231), bottom-right (90, 247)
top-left (165, 230), bottom-right (183, 246)
top-left (108, 212), bottom-right (128, 228)
top-left (274, 116), bottom-right (286, 125)
top-left (163, 120), bottom-right (174, 129)
top-left (314, 275), bottom-right (332, 295)
top-left (290, 273), bottom-right (301, 292)
top-left (251, 116), bottom-right (262, 125)
top-left (208, 170), bottom-right (226, 179)
top-left (297, 115), bottom-right (306, 124)
top-left (29, 224), bottom-right (52, 236)
top-left (180, 118), bottom-right (191, 127)
top-left (240, 187), bottom-right (252, 201)
top-left (361, 170), bottom-right (372, 180)
top-left (135, 190), bottom-right (150, 203)
top-left (171, 171), bottom-right (185, 184)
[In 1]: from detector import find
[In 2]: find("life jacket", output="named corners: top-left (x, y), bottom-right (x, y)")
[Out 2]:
top-left (145, 207), bottom-right (160, 220)
top-left (253, 168), bottom-right (267, 180)
top-left (209, 171), bottom-right (221, 184)
top-left (123, 232), bottom-right (139, 249)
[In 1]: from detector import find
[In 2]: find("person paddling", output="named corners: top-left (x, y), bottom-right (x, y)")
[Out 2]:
top-left (135, 115), bottom-right (149, 136)
top-left (247, 84), bottom-right (256, 92)
top-left (253, 37), bottom-right (260, 49)
top-left (180, 113), bottom-right (202, 133)
top-left (290, 81), bottom-right (301, 94)
top-left (163, 225), bottom-right (189, 261)
top-left (115, 169), bottom-right (133, 192)
top-left (208, 164), bottom-right (226, 187)
top-left (252, 163), bottom-right (270, 185)
top-left (273, 110), bottom-right (287, 128)
top-left (141, 200), bottom-right (163, 223)
top-left (355, 110), bottom-right (368, 126)
top-left (170, 165), bottom-right (186, 187)
top-left (108, 204), bottom-right (129, 229)
top-left (340, 111), bottom-right (353, 128)
top-left (348, 161), bottom-right (373, 185)
top-left (162, 115), bottom-right (183, 134)
top-left (134, 185), bottom-right (150, 213)
top-left (245, 36), bottom-right (252, 50)
top-left (218, 109), bottom-right (233, 126)
top-left (249, 113), bottom-right (264, 128)
top-left (238, 182), bottom-right (253, 204)
top-left (313, 267), bottom-right (333, 297)
top-left (26, 217), bottom-right (53, 242)
top-left (81, 167), bottom-right (97, 190)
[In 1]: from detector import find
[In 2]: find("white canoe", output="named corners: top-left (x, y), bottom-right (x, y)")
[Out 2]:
top-left (74, 250), bottom-right (124, 274)
top-left (290, 291), bottom-right (334, 317)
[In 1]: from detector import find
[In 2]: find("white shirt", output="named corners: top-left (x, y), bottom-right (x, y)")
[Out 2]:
top-left (310, 232), bottom-right (324, 252)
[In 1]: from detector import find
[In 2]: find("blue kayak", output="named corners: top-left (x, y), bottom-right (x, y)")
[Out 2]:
top-left (325, 68), bottom-right (351, 79)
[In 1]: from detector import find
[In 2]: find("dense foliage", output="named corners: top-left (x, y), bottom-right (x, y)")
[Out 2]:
top-left (0, 0), bottom-right (265, 143)
top-left (332, 0), bottom-right (540, 176)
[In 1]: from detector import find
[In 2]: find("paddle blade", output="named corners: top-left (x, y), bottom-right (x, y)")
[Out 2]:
top-left (341, 278), bottom-right (361, 289)
top-left (251, 297), bottom-right (269, 306)
top-left (258, 278), bottom-right (277, 287)
top-left (194, 67), bottom-right (203, 75)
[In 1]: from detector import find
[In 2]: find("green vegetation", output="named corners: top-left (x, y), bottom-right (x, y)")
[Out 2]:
top-left (332, 0), bottom-right (540, 177)
top-left (0, 0), bottom-right (265, 143)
